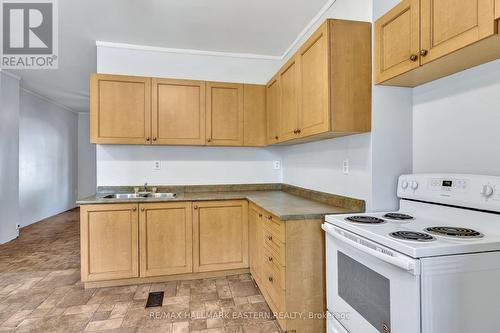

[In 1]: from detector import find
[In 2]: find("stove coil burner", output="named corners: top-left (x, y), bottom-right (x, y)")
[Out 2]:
top-left (424, 226), bottom-right (484, 239)
top-left (389, 231), bottom-right (435, 242)
top-left (346, 216), bottom-right (386, 224)
top-left (383, 213), bottom-right (414, 220)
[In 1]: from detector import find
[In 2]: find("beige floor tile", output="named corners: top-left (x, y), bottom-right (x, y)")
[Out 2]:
top-left (84, 318), bottom-right (123, 331)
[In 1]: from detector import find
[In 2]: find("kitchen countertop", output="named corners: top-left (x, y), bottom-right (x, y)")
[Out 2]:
top-left (77, 190), bottom-right (356, 221)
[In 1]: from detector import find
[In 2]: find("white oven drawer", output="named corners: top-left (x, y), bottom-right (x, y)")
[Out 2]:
top-left (328, 313), bottom-right (349, 333)
top-left (323, 223), bottom-right (421, 333)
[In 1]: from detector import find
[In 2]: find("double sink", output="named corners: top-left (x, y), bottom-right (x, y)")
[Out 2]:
top-left (102, 192), bottom-right (177, 199)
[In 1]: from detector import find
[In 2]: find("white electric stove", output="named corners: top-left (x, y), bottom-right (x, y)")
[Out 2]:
top-left (323, 174), bottom-right (500, 333)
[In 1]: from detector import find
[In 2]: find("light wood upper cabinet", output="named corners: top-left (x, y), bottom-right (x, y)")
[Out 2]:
top-left (243, 84), bottom-right (267, 147)
top-left (420, 0), bottom-right (496, 64)
top-left (374, 0), bottom-right (421, 84)
top-left (249, 204), bottom-right (264, 285)
top-left (267, 19), bottom-right (372, 143)
top-left (297, 21), bottom-right (330, 138)
top-left (206, 82), bottom-right (244, 146)
top-left (139, 202), bottom-right (193, 277)
top-left (80, 204), bottom-right (139, 282)
top-left (90, 74), bottom-right (151, 144)
top-left (152, 78), bottom-right (205, 145)
top-left (193, 200), bottom-right (248, 272)
top-left (266, 75), bottom-right (281, 144)
top-left (376, 0), bottom-right (500, 86)
top-left (278, 57), bottom-right (300, 142)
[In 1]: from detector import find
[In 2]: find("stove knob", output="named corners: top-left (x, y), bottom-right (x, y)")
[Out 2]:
top-left (481, 185), bottom-right (494, 198)
top-left (401, 180), bottom-right (409, 190)
top-left (411, 181), bottom-right (419, 190)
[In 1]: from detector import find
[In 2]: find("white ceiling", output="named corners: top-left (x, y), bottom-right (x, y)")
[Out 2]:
top-left (9, 0), bottom-right (330, 113)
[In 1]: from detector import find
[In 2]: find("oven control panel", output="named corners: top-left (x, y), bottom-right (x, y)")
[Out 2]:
top-left (397, 174), bottom-right (500, 212)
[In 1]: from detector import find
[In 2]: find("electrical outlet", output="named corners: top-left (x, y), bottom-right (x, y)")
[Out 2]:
top-left (343, 159), bottom-right (349, 175)
top-left (274, 161), bottom-right (281, 170)
top-left (153, 161), bottom-right (161, 170)
top-left (16, 224), bottom-right (20, 231)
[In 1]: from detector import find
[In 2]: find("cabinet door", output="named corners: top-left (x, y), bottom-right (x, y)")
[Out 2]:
top-left (496, 0), bottom-right (500, 19)
top-left (139, 202), bottom-right (193, 277)
top-left (249, 204), bottom-right (264, 285)
top-left (279, 57), bottom-right (300, 142)
top-left (420, 0), bottom-right (496, 64)
top-left (374, 0), bottom-right (421, 83)
top-left (206, 82), bottom-right (244, 146)
top-left (80, 204), bottom-right (139, 282)
top-left (152, 78), bottom-right (205, 145)
top-left (193, 200), bottom-right (248, 272)
top-left (243, 84), bottom-right (267, 147)
top-left (266, 75), bottom-right (281, 144)
top-left (298, 21), bottom-right (330, 138)
top-left (90, 74), bottom-right (151, 144)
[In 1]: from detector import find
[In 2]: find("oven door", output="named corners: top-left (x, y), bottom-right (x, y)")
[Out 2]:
top-left (323, 223), bottom-right (421, 333)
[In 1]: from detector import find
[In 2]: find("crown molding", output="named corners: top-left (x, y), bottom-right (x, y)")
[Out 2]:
top-left (21, 88), bottom-right (80, 114)
top-left (96, 0), bottom-right (337, 62)
top-left (96, 41), bottom-right (282, 61)
top-left (0, 69), bottom-right (21, 81)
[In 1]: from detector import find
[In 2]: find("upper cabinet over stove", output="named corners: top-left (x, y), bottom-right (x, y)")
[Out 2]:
top-left (375, 0), bottom-right (500, 87)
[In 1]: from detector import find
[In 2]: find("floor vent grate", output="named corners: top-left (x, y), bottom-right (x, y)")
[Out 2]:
top-left (145, 291), bottom-right (164, 308)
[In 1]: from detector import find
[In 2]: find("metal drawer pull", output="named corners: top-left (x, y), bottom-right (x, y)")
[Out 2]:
top-left (410, 54), bottom-right (418, 62)
top-left (267, 235), bottom-right (273, 241)
top-left (140, 207), bottom-right (145, 212)
top-left (268, 276), bottom-right (273, 282)
top-left (132, 207), bottom-right (137, 212)
top-left (268, 256), bottom-right (273, 262)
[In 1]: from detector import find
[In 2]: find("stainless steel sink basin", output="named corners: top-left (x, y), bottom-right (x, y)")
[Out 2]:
top-left (101, 193), bottom-right (177, 199)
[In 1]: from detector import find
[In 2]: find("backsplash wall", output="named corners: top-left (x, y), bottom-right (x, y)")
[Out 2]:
top-left (96, 145), bottom-right (282, 186)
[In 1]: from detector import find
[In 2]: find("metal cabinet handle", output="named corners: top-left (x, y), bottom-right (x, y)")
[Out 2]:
top-left (275, 136), bottom-right (279, 140)
top-left (132, 207), bottom-right (137, 212)
top-left (420, 49), bottom-right (428, 57)
top-left (140, 207), bottom-right (145, 212)
top-left (267, 235), bottom-right (273, 241)
top-left (152, 137), bottom-right (157, 142)
top-left (194, 205), bottom-right (198, 210)
top-left (258, 213), bottom-right (263, 218)
top-left (410, 54), bottom-right (418, 62)
top-left (297, 129), bottom-right (301, 134)
top-left (207, 138), bottom-right (212, 143)
top-left (268, 256), bottom-right (273, 262)
top-left (268, 215), bottom-right (273, 220)
top-left (268, 276), bottom-right (273, 283)
top-left (293, 129), bottom-right (298, 134)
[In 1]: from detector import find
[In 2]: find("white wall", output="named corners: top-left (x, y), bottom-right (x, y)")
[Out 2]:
top-left (97, 145), bottom-right (281, 186)
top-left (19, 90), bottom-right (79, 227)
top-left (0, 72), bottom-right (21, 243)
top-left (78, 113), bottom-right (96, 198)
top-left (97, 46), bottom-right (281, 84)
top-left (413, 59), bottom-right (500, 176)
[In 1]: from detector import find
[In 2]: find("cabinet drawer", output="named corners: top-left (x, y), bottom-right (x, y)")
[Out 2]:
top-left (262, 212), bottom-right (285, 242)
top-left (263, 227), bottom-right (286, 265)
top-left (263, 258), bottom-right (285, 312)
top-left (264, 248), bottom-right (285, 286)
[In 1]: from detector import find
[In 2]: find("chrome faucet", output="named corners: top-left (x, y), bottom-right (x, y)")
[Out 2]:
top-left (143, 182), bottom-right (148, 192)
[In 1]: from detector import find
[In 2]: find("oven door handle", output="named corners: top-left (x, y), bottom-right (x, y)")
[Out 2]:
top-left (322, 224), bottom-right (419, 275)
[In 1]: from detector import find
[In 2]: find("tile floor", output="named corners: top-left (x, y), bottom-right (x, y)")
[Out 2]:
top-left (0, 209), bottom-right (281, 332)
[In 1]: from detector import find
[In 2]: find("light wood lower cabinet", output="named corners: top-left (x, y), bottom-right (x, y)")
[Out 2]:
top-left (249, 205), bottom-right (326, 333)
top-left (80, 204), bottom-right (139, 282)
top-left (139, 202), bottom-right (193, 277)
top-left (248, 203), bottom-right (264, 285)
top-left (193, 200), bottom-right (249, 272)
